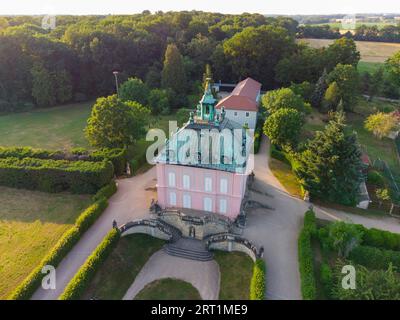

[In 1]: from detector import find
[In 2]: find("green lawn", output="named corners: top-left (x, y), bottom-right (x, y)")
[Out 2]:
top-left (357, 61), bottom-right (384, 74)
top-left (0, 102), bottom-right (93, 150)
top-left (134, 278), bottom-right (201, 300)
top-left (82, 234), bottom-right (165, 300)
top-left (269, 158), bottom-right (304, 198)
top-left (348, 112), bottom-right (400, 173)
top-left (213, 251), bottom-right (254, 300)
top-left (0, 187), bottom-right (91, 299)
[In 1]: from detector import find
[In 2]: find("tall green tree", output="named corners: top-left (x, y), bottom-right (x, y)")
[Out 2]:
top-left (385, 51), bottom-right (400, 87)
top-left (310, 69), bottom-right (328, 109)
top-left (324, 81), bottom-right (340, 111)
top-left (262, 87), bottom-right (310, 114)
top-left (161, 44), bottom-right (187, 95)
top-left (324, 37), bottom-right (361, 71)
top-left (85, 95), bottom-right (150, 148)
top-left (223, 25), bottom-right (295, 88)
top-left (296, 112), bottom-right (364, 206)
top-left (30, 63), bottom-right (56, 107)
top-left (327, 64), bottom-right (359, 111)
top-left (119, 77), bottom-right (150, 105)
top-left (263, 108), bottom-right (304, 148)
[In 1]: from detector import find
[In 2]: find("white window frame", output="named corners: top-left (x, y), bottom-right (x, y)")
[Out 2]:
top-left (203, 197), bottom-right (212, 212)
top-left (168, 172), bottom-right (176, 187)
top-left (169, 192), bottom-right (177, 206)
top-left (204, 177), bottom-right (212, 192)
top-left (182, 174), bottom-right (190, 189)
top-left (219, 199), bottom-right (227, 214)
top-left (183, 194), bottom-right (191, 209)
top-left (245, 112), bottom-right (250, 117)
top-left (220, 178), bottom-right (228, 194)
top-left (234, 111), bottom-right (238, 117)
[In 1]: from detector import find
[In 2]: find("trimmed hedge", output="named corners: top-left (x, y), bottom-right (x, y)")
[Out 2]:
top-left (0, 146), bottom-right (64, 160)
top-left (0, 157), bottom-right (113, 194)
top-left (349, 245), bottom-right (400, 270)
top-left (8, 198), bottom-right (109, 300)
top-left (249, 259), bottom-right (266, 300)
top-left (298, 210), bottom-right (317, 300)
top-left (320, 262), bottom-right (333, 299)
top-left (93, 180), bottom-right (117, 202)
top-left (59, 228), bottom-right (120, 300)
top-left (362, 227), bottom-right (400, 251)
top-left (89, 148), bottom-right (127, 176)
top-left (75, 199), bottom-right (109, 233)
top-left (0, 146), bottom-right (127, 176)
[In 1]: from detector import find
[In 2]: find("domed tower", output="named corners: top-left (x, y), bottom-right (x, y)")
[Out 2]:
top-left (196, 78), bottom-right (217, 122)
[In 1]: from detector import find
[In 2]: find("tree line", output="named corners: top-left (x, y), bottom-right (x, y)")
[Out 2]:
top-left (297, 23), bottom-right (400, 43)
top-left (0, 12), bottom-right (298, 112)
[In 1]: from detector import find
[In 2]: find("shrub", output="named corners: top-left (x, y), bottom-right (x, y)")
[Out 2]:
top-left (320, 263), bottom-right (333, 299)
top-left (0, 146), bottom-right (64, 160)
top-left (89, 148), bottom-right (127, 176)
top-left (304, 210), bottom-right (317, 235)
top-left (298, 228), bottom-right (316, 299)
top-left (92, 181), bottom-right (117, 202)
top-left (298, 210), bottom-right (317, 300)
top-left (59, 228), bottom-right (120, 300)
top-left (0, 157), bottom-right (113, 194)
top-left (349, 245), bottom-right (400, 270)
top-left (75, 199), bottom-right (108, 232)
top-left (8, 198), bottom-right (109, 300)
top-left (362, 227), bottom-right (400, 251)
top-left (270, 144), bottom-right (291, 165)
top-left (249, 259), bottom-right (266, 300)
top-left (367, 170), bottom-right (386, 187)
top-left (0, 146), bottom-right (127, 176)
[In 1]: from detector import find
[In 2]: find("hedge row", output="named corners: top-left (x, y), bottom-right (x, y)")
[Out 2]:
top-left (59, 228), bottom-right (120, 300)
top-left (0, 157), bottom-right (113, 194)
top-left (0, 146), bottom-right (127, 176)
top-left (361, 227), bottom-right (400, 252)
top-left (249, 259), bottom-right (266, 300)
top-left (8, 198), bottom-right (109, 300)
top-left (319, 262), bottom-right (333, 299)
top-left (298, 210), bottom-right (317, 300)
top-left (93, 180), bottom-right (117, 202)
top-left (349, 245), bottom-right (400, 270)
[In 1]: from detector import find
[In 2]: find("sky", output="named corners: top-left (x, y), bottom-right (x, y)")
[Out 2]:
top-left (0, 0), bottom-right (399, 15)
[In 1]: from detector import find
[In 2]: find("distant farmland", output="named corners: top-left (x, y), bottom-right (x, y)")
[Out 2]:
top-left (300, 38), bottom-right (400, 62)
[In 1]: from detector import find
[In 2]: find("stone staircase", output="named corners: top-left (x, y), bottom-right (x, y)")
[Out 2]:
top-left (164, 237), bottom-right (213, 261)
top-left (158, 220), bottom-right (213, 261)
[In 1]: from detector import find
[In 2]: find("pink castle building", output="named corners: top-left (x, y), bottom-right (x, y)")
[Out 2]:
top-left (155, 78), bottom-right (261, 221)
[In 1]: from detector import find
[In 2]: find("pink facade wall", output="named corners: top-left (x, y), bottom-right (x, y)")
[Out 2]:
top-left (156, 163), bottom-right (248, 220)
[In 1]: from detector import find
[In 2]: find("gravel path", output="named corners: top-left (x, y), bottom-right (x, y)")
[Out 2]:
top-left (32, 168), bottom-right (158, 300)
top-left (122, 250), bottom-right (220, 300)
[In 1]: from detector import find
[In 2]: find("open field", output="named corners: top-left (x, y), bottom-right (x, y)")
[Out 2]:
top-left (82, 234), bottom-right (165, 300)
top-left (310, 22), bottom-right (395, 31)
top-left (300, 38), bottom-right (400, 62)
top-left (0, 102), bottom-right (93, 150)
top-left (0, 101), bottom-right (180, 173)
top-left (134, 278), bottom-right (201, 300)
top-left (0, 187), bottom-right (91, 299)
top-left (213, 251), bottom-right (253, 300)
top-left (357, 61), bottom-right (384, 74)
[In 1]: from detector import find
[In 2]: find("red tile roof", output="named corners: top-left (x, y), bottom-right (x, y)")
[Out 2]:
top-left (216, 77), bottom-right (261, 112)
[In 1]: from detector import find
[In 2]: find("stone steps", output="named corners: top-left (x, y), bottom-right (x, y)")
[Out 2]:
top-left (164, 242), bottom-right (213, 261)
